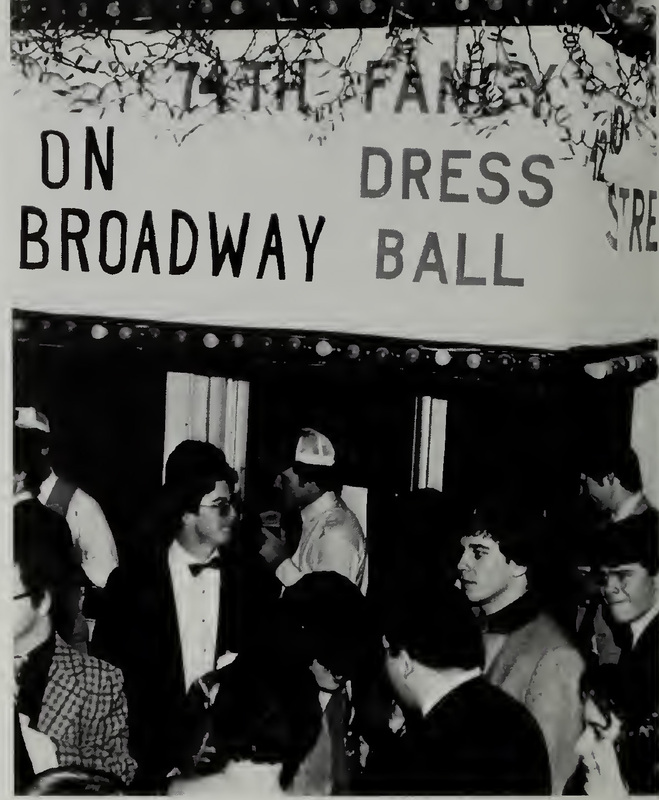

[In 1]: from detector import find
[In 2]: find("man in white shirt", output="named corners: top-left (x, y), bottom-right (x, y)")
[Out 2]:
top-left (261, 428), bottom-right (367, 594)
top-left (93, 440), bottom-right (247, 789)
top-left (15, 406), bottom-right (119, 592)
top-left (15, 406), bottom-right (118, 653)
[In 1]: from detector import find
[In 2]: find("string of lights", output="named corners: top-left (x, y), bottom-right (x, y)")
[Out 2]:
top-left (13, 311), bottom-right (658, 387)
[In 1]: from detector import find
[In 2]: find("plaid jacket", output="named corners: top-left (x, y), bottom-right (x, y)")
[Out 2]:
top-left (37, 638), bottom-right (137, 786)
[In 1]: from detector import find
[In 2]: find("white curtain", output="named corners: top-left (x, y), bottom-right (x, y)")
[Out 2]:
top-left (163, 372), bottom-right (250, 493)
top-left (412, 396), bottom-right (448, 491)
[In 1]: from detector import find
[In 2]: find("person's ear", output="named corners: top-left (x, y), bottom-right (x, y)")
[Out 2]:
top-left (37, 591), bottom-right (51, 618)
top-left (401, 650), bottom-right (415, 680)
top-left (510, 561), bottom-right (528, 578)
top-left (182, 509), bottom-right (198, 527)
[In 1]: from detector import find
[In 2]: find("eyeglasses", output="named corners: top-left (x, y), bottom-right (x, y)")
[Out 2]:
top-left (13, 590), bottom-right (33, 601)
top-left (200, 496), bottom-right (239, 516)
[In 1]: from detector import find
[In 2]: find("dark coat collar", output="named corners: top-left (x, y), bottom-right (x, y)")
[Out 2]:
top-left (477, 592), bottom-right (541, 635)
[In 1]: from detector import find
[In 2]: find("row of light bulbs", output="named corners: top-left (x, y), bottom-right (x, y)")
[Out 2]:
top-left (23, 318), bottom-right (549, 372)
top-left (17, 318), bottom-right (654, 379)
top-left (583, 355), bottom-right (649, 379)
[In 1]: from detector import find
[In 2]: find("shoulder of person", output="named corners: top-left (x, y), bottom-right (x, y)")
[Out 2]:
top-left (525, 616), bottom-right (584, 676)
top-left (53, 640), bottom-right (125, 692)
top-left (323, 499), bottom-right (362, 528)
top-left (68, 487), bottom-right (106, 516)
top-left (510, 614), bottom-right (582, 668)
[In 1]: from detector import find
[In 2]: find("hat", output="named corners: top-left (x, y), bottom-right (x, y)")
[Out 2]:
top-left (295, 428), bottom-right (335, 468)
top-left (15, 407), bottom-right (50, 434)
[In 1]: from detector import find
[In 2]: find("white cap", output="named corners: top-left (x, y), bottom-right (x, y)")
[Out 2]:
top-left (15, 407), bottom-right (50, 434)
top-left (295, 428), bottom-right (335, 467)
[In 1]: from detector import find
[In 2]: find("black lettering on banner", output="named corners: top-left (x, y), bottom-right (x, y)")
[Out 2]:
top-left (41, 130), bottom-right (70, 189)
top-left (376, 229), bottom-right (404, 279)
top-left (210, 212), bottom-right (251, 277)
top-left (99, 210), bottom-right (127, 274)
top-left (169, 210), bottom-right (198, 275)
top-left (256, 214), bottom-right (286, 279)
top-left (61, 208), bottom-right (90, 272)
top-left (361, 146), bottom-right (393, 199)
top-left (85, 126), bottom-right (114, 191)
top-left (20, 206), bottom-right (49, 269)
top-left (132, 210), bottom-right (161, 273)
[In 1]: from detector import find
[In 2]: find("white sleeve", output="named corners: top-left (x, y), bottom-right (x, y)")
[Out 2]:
top-left (67, 491), bottom-right (119, 588)
top-left (275, 556), bottom-right (303, 586)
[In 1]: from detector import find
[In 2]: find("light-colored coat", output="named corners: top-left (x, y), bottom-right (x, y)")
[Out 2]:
top-left (276, 491), bottom-right (367, 593)
top-left (486, 612), bottom-right (584, 795)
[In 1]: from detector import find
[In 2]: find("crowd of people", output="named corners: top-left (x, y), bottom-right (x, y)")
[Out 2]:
top-left (13, 405), bottom-right (659, 795)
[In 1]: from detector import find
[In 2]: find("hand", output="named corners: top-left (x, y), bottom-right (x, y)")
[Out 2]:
top-left (388, 703), bottom-right (406, 735)
top-left (192, 732), bottom-right (217, 767)
top-left (259, 528), bottom-right (288, 566)
top-left (196, 676), bottom-right (221, 709)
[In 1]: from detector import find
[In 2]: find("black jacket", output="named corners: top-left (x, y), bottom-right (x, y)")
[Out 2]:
top-left (357, 676), bottom-right (551, 795)
top-left (92, 542), bottom-right (256, 789)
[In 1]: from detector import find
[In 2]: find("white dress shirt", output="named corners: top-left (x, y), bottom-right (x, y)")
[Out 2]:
top-left (38, 471), bottom-right (119, 589)
top-left (168, 540), bottom-right (221, 691)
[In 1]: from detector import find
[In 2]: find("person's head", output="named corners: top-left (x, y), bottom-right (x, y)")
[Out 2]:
top-left (174, 650), bottom-right (321, 794)
top-left (574, 664), bottom-right (631, 785)
top-left (25, 767), bottom-right (124, 795)
top-left (13, 499), bottom-right (84, 661)
top-left (380, 582), bottom-right (484, 710)
top-left (276, 428), bottom-right (340, 511)
top-left (457, 502), bottom-right (540, 613)
top-left (582, 449), bottom-right (643, 512)
top-left (595, 510), bottom-right (658, 625)
top-left (163, 440), bottom-right (239, 553)
top-left (280, 571), bottom-right (377, 692)
top-left (14, 407), bottom-right (52, 494)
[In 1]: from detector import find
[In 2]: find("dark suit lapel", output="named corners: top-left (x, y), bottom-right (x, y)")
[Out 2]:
top-left (152, 547), bottom-right (186, 701)
top-left (635, 611), bottom-right (659, 657)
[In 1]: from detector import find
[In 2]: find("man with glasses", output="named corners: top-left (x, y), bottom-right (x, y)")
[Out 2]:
top-left (593, 510), bottom-right (659, 793)
top-left (13, 499), bottom-right (136, 792)
top-left (93, 440), bottom-right (250, 790)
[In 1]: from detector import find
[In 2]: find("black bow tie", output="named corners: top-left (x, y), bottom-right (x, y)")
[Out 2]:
top-left (189, 556), bottom-right (223, 577)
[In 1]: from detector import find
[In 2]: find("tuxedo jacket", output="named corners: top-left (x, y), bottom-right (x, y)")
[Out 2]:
top-left (22, 638), bottom-right (137, 786)
top-left (617, 613), bottom-right (659, 794)
top-left (92, 542), bottom-right (254, 788)
top-left (356, 677), bottom-right (551, 795)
